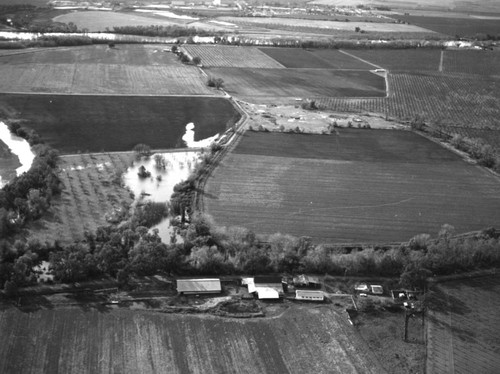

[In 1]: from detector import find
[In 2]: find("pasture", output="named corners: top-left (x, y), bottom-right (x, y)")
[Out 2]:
top-left (426, 275), bottom-right (500, 373)
top-left (207, 68), bottom-right (386, 100)
top-left (53, 11), bottom-right (186, 32)
top-left (394, 15), bottom-right (500, 38)
top-left (0, 45), bottom-right (213, 95)
top-left (219, 16), bottom-right (434, 33)
top-left (203, 130), bottom-right (500, 243)
top-left (0, 304), bottom-right (382, 374)
top-left (182, 45), bottom-right (284, 68)
top-left (258, 48), bottom-right (374, 69)
top-left (0, 94), bottom-right (239, 154)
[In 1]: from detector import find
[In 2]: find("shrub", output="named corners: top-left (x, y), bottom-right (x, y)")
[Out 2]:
top-left (133, 201), bottom-right (169, 227)
top-left (133, 143), bottom-right (151, 159)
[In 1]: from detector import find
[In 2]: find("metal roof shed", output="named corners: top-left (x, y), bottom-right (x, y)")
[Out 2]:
top-left (295, 290), bottom-right (324, 301)
top-left (256, 287), bottom-right (280, 300)
top-left (176, 278), bottom-right (222, 295)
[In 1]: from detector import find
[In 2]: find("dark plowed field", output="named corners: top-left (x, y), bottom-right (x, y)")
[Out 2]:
top-left (0, 305), bottom-right (381, 374)
top-left (258, 48), bottom-right (374, 69)
top-left (426, 275), bottom-right (500, 374)
top-left (204, 130), bottom-right (500, 243)
top-left (0, 94), bottom-right (239, 153)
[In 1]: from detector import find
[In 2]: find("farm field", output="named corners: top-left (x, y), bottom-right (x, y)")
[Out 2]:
top-left (27, 153), bottom-right (135, 244)
top-left (345, 49), bottom-right (442, 72)
top-left (218, 16), bottom-right (434, 33)
top-left (0, 94), bottom-right (239, 154)
top-left (0, 304), bottom-right (383, 374)
top-left (204, 130), bottom-right (500, 243)
top-left (182, 45), bottom-right (284, 68)
top-left (443, 50), bottom-right (500, 77)
top-left (53, 10), bottom-right (187, 32)
top-left (207, 68), bottom-right (386, 100)
top-left (258, 48), bottom-right (374, 69)
top-left (394, 15), bottom-right (500, 38)
top-left (426, 275), bottom-right (500, 374)
top-left (316, 72), bottom-right (500, 149)
top-left (0, 44), bottom-right (213, 95)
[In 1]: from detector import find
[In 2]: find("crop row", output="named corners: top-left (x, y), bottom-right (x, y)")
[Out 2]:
top-left (317, 73), bottom-right (500, 132)
top-left (29, 153), bottom-right (134, 244)
top-left (182, 45), bottom-right (284, 68)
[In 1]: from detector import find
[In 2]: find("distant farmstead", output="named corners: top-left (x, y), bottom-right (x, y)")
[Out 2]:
top-left (176, 278), bottom-right (222, 295)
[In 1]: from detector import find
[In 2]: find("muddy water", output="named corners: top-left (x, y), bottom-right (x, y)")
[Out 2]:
top-left (123, 150), bottom-right (202, 243)
top-left (0, 121), bottom-right (35, 188)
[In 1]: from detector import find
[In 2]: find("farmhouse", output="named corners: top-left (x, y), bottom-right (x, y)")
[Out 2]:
top-left (295, 290), bottom-right (324, 301)
top-left (293, 275), bottom-right (321, 288)
top-left (176, 278), bottom-right (222, 295)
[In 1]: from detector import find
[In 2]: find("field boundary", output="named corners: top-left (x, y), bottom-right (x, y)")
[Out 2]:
top-left (194, 97), bottom-right (249, 212)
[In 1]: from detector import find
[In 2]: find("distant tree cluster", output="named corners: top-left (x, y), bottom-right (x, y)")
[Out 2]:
top-left (206, 76), bottom-right (224, 89)
top-left (112, 25), bottom-right (220, 38)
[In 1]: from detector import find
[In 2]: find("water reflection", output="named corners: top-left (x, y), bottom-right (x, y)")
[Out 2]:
top-left (122, 151), bottom-right (202, 243)
top-left (0, 121), bottom-right (35, 188)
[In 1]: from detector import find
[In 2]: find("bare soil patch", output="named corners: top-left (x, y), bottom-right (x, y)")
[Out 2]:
top-left (426, 275), bottom-right (500, 373)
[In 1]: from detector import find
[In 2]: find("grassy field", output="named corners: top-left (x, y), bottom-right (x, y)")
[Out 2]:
top-left (0, 304), bottom-right (383, 374)
top-left (0, 94), bottom-right (239, 154)
top-left (204, 130), bottom-right (500, 243)
top-left (207, 68), bottom-right (386, 99)
top-left (53, 10), bottom-right (185, 32)
top-left (0, 45), bottom-right (213, 95)
top-left (345, 49), bottom-right (442, 72)
top-left (394, 15), bottom-right (500, 37)
top-left (426, 275), bottom-right (500, 373)
top-left (258, 48), bottom-right (374, 69)
top-left (27, 153), bottom-right (135, 244)
top-left (219, 16), bottom-right (434, 33)
top-left (182, 45), bottom-right (284, 68)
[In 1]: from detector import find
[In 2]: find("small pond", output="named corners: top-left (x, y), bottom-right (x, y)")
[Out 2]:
top-left (0, 121), bottom-right (35, 188)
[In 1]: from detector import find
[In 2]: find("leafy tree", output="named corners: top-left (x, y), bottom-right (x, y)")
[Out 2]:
top-left (133, 143), bottom-right (151, 159)
top-left (192, 56), bottom-right (201, 65)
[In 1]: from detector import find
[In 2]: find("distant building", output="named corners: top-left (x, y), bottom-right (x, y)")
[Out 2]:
top-left (295, 290), bottom-right (324, 301)
top-left (176, 278), bottom-right (222, 295)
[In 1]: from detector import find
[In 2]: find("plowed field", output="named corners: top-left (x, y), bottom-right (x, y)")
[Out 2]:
top-left (204, 130), bottom-right (500, 243)
top-left (183, 45), bottom-right (284, 68)
top-left (0, 94), bottom-right (239, 154)
top-left (0, 304), bottom-right (382, 374)
top-left (426, 275), bottom-right (500, 374)
top-left (0, 44), bottom-right (213, 95)
top-left (209, 68), bottom-right (386, 99)
top-left (259, 48), bottom-right (375, 69)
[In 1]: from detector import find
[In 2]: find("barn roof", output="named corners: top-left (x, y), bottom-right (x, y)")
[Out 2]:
top-left (176, 278), bottom-right (221, 293)
top-left (256, 287), bottom-right (280, 299)
top-left (295, 290), bottom-right (325, 300)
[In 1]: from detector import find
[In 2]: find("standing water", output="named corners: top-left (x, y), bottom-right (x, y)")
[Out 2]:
top-left (122, 150), bottom-right (202, 243)
top-left (122, 122), bottom-right (220, 243)
top-left (0, 121), bottom-right (35, 188)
